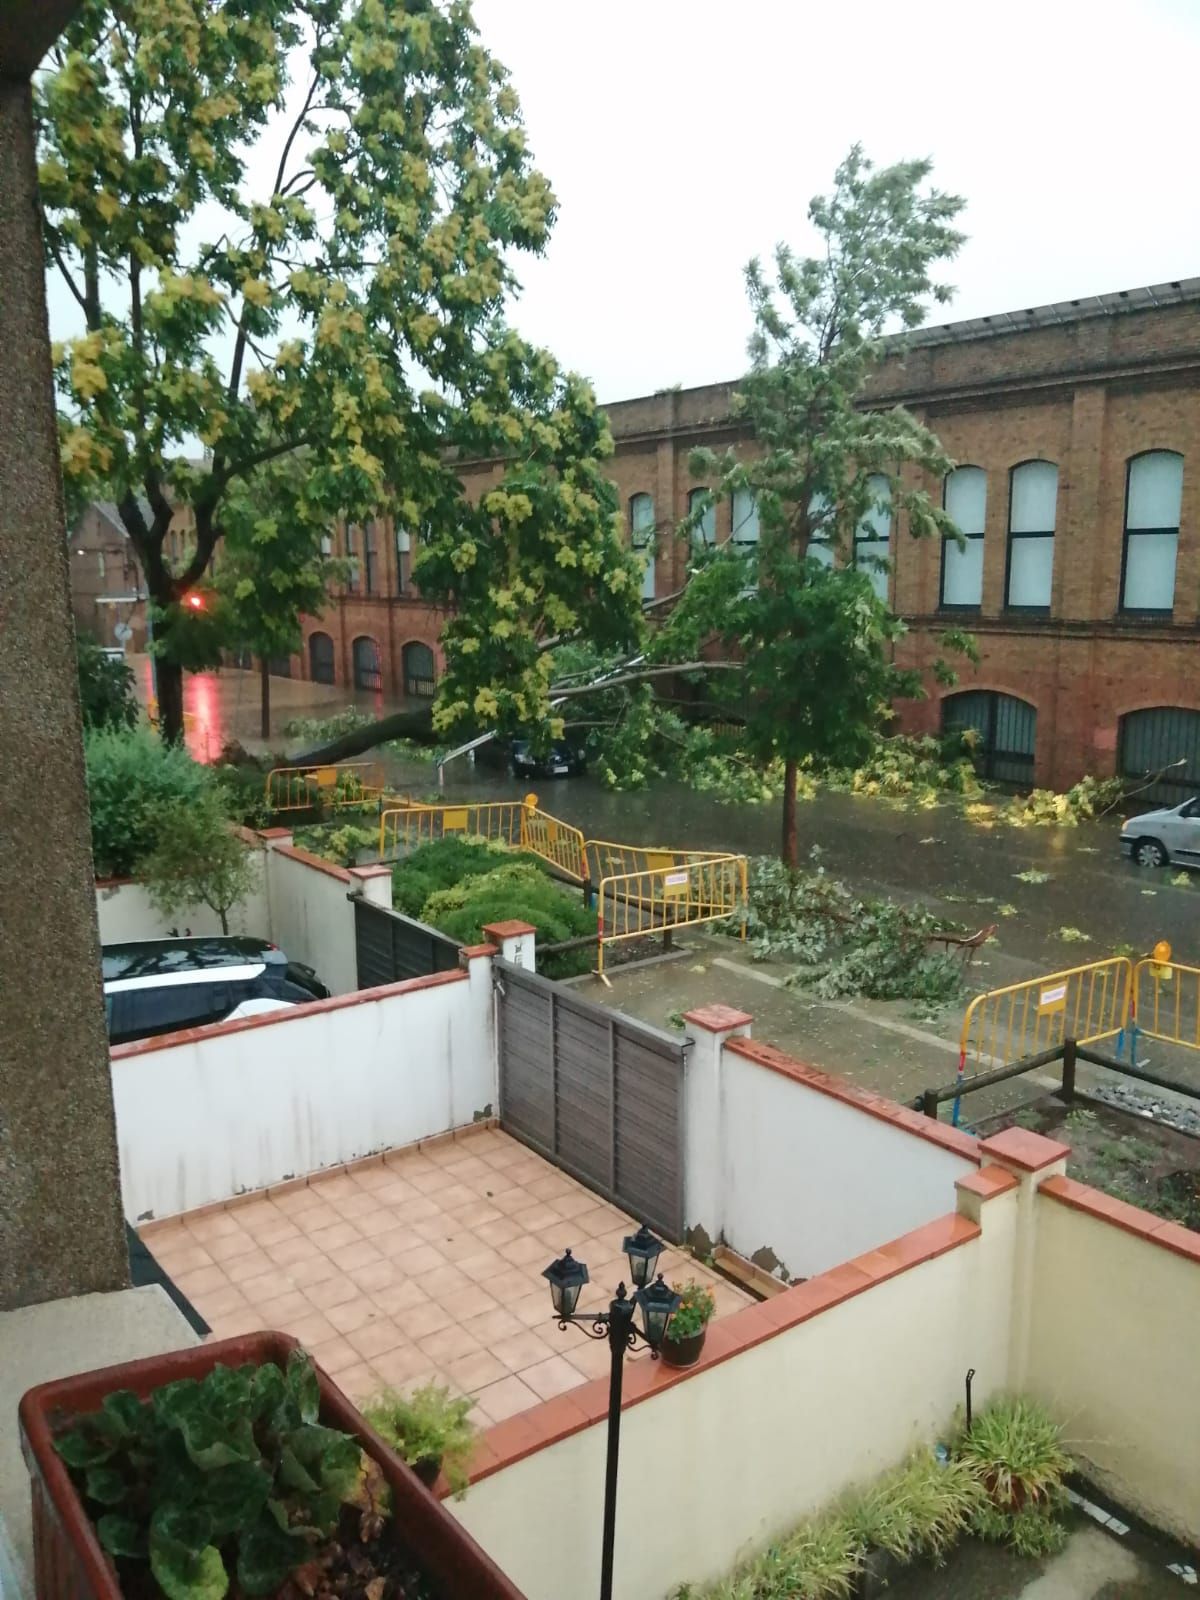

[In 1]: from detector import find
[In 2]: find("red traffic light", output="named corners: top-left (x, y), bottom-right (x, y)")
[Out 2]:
top-left (186, 593), bottom-right (204, 610)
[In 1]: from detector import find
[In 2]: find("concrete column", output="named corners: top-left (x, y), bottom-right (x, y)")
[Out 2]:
top-left (348, 862), bottom-right (393, 910)
top-left (0, 79), bottom-right (127, 1308)
top-left (681, 1004), bottom-right (753, 1255)
top-left (482, 919), bottom-right (537, 971)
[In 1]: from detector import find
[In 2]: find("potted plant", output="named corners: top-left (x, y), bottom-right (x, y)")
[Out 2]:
top-left (660, 1279), bottom-right (716, 1368)
top-left (362, 1385), bottom-right (477, 1499)
top-left (19, 1331), bottom-right (526, 1600)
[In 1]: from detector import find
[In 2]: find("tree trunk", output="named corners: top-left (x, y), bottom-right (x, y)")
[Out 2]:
top-left (157, 657), bottom-right (185, 745)
top-left (219, 906), bottom-right (229, 935)
top-left (295, 706), bottom-right (437, 765)
top-left (260, 657), bottom-right (271, 742)
top-left (781, 756), bottom-right (799, 871)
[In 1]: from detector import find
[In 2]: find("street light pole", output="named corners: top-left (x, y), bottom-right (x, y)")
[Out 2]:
top-left (543, 1228), bottom-right (680, 1600)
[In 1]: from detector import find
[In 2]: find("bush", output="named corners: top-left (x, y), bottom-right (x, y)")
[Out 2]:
top-left (391, 837), bottom-right (537, 918)
top-left (959, 1397), bottom-right (1072, 1556)
top-left (139, 791), bottom-right (259, 934)
top-left (77, 638), bottom-right (139, 732)
top-left (423, 861), bottom-right (598, 979)
top-left (85, 726), bottom-right (215, 878)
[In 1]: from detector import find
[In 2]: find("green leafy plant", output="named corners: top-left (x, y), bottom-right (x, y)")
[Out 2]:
top-left (54, 1351), bottom-right (389, 1600)
top-left (665, 1280), bottom-right (716, 1342)
top-left (390, 837), bottom-right (540, 917)
top-left (77, 637), bottom-right (139, 732)
top-left (422, 860), bottom-right (598, 979)
top-left (295, 823), bottom-right (378, 868)
top-left (85, 725), bottom-right (216, 877)
top-left (138, 792), bottom-right (258, 935)
top-left (842, 1449), bottom-right (984, 1565)
top-left (1013, 868), bottom-right (1051, 885)
top-left (958, 1397), bottom-right (1072, 1556)
top-left (362, 1384), bottom-right (476, 1501)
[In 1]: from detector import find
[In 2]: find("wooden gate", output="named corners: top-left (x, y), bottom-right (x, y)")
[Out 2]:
top-left (496, 961), bottom-right (685, 1240)
top-left (354, 900), bottom-right (461, 988)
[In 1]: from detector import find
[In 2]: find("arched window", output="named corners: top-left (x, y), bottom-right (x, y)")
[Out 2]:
top-left (854, 474), bottom-right (891, 601)
top-left (309, 632), bottom-right (335, 685)
top-left (629, 493), bottom-right (655, 601)
top-left (730, 486), bottom-right (760, 548)
top-left (1006, 461), bottom-right (1057, 612)
top-left (942, 690), bottom-right (1036, 785)
top-left (1122, 451), bottom-right (1182, 614)
top-left (402, 640), bottom-right (436, 698)
top-left (688, 487), bottom-right (715, 552)
top-left (940, 466), bottom-right (987, 609)
top-left (352, 635), bottom-right (381, 692)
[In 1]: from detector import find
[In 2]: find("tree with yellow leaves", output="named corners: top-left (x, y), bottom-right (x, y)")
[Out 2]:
top-left (38, 0), bottom-right (641, 741)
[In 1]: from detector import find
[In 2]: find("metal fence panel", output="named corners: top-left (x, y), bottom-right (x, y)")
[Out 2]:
top-left (354, 900), bottom-right (461, 988)
top-left (496, 962), bottom-right (684, 1240)
top-left (1119, 707), bottom-right (1200, 804)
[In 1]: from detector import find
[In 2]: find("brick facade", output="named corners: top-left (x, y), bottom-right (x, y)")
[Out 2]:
top-left (482, 282), bottom-right (1198, 792)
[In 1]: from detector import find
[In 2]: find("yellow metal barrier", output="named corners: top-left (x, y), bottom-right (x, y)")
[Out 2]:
top-left (958, 957), bottom-right (1132, 1086)
top-left (378, 799), bottom-right (525, 858)
top-left (1131, 957), bottom-right (1200, 1052)
top-left (596, 855), bottom-right (748, 974)
top-left (266, 762), bottom-right (386, 815)
top-left (584, 836), bottom-right (731, 889)
top-left (520, 802), bottom-right (587, 884)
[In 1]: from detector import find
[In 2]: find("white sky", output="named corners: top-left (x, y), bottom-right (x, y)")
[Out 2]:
top-left (470, 0), bottom-right (1200, 403)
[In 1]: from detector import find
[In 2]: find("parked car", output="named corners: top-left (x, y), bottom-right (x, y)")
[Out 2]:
top-left (102, 936), bottom-right (330, 1046)
top-left (1120, 797), bottom-right (1200, 869)
top-left (507, 737), bottom-right (586, 779)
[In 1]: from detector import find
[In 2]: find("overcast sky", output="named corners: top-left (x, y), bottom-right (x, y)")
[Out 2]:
top-left (470, 0), bottom-right (1200, 403)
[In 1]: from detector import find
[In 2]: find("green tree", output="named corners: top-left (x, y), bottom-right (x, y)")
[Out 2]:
top-left (38, 0), bottom-right (641, 744)
top-left (76, 635), bottom-right (139, 731)
top-left (139, 789), bottom-right (258, 934)
top-left (661, 146), bottom-right (969, 868)
top-left (212, 455), bottom-right (343, 739)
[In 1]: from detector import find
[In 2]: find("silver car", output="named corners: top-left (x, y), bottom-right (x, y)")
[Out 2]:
top-left (1120, 797), bottom-right (1200, 869)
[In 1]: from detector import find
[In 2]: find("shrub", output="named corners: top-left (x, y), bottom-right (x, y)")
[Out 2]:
top-left (85, 726), bottom-right (215, 878)
top-left (841, 1449), bottom-right (984, 1564)
top-left (362, 1383), bottom-right (476, 1500)
top-left (77, 637), bottom-right (139, 732)
top-left (294, 823), bottom-right (378, 867)
top-left (422, 861), bottom-right (598, 979)
top-left (390, 837), bottom-right (517, 917)
top-left (138, 791), bottom-right (259, 935)
top-left (959, 1396), bottom-right (1072, 1556)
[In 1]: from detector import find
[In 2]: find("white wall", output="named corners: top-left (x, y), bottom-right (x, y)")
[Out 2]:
top-left (685, 1029), bottom-right (976, 1280)
top-left (95, 852), bottom-right (269, 944)
top-left (454, 1196), bottom-right (1017, 1600)
top-left (262, 845), bottom-right (388, 996)
top-left (1028, 1196), bottom-right (1200, 1546)
top-left (112, 954), bottom-right (495, 1222)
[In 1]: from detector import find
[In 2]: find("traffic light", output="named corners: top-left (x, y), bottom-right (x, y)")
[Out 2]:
top-left (186, 593), bottom-right (204, 610)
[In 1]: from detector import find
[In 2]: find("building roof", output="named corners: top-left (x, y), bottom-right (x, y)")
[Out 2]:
top-left (904, 276), bottom-right (1200, 349)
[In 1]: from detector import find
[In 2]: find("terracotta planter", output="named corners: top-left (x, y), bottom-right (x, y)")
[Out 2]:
top-left (660, 1325), bottom-right (707, 1367)
top-left (19, 1330), bottom-right (526, 1600)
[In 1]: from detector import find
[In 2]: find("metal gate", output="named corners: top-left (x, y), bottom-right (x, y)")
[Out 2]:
top-left (496, 961), bottom-right (685, 1240)
top-left (1119, 706), bottom-right (1200, 805)
top-left (942, 690), bottom-right (1037, 785)
top-left (354, 899), bottom-right (461, 988)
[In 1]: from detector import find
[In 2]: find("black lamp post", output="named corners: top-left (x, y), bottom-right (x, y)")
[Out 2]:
top-left (543, 1225), bottom-right (681, 1600)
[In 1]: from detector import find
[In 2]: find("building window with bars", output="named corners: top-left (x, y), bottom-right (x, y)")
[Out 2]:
top-left (940, 466), bottom-right (987, 609)
top-left (395, 526), bottom-right (411, 594)
top-left (1005, 460), bottom-right (1057, 612)
top-left (1121, 450), bottom-right (1182, 614)
top-left (688, 487), bottom-right (715, 553)
top-left (730, 486), bottom-right (760, 549)
top-left (363, 519), bottom-right (378, 596)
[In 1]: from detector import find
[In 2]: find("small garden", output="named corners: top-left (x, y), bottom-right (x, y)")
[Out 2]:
top-left (674, 1396), bottom-right (1074, 1599)
top-left (391, 837), bottom-right (598, 979)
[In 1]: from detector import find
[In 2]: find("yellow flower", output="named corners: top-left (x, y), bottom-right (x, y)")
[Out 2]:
top-left (70, 359), bottom-right (108, 402)
top-left (241, 277), bottom-right (271, 308)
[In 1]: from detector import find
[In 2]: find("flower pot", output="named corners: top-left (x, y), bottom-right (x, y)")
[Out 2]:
top-left (19, 1330), bottom-right (527, 1600)
top-left (660, 1326), bottom-right (707, 1367)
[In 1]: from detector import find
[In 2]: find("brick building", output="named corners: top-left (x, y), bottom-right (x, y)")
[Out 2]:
top-left (555, 278), bottom-right (1199, 797)
top-left (68, 501), bottom-right (150, 651)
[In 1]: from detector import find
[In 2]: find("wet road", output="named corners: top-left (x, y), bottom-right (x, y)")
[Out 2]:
top-left (141, 661), bottom-right (1198, 972)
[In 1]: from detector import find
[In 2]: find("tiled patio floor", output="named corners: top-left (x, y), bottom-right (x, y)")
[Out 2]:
top-left (141, 1127), bottom-right (751, 1426)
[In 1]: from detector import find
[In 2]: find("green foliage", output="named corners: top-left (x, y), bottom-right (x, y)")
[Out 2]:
top-left (284, 708), bottom-right (437, 765)
top-left (138, 790), bottom-right (258, 934)
top-left (665, 1280), bottom-right (716, 1341)
top-left (959, 1397), bottom-right (1072, 1556)
top-left (40, 0), bottom-right (640, 742)
top-left (1005, 774), bottom-right (1125, 828)
top-left (77, 637), bottom-right (139, 732)
top-left (824, 733), bottom-right (981, 806)
top-left (362, 1383), bottom-right (475, 1501)
top-left (840, 1451), bottom-right (984, 1564)
top-left (212, 748), bottom-right (273, 830)
top-left (85, 725), bottom-right (215, 877)
top-left (54, 1351), bottom-right (387, 1600)
top-left (391, 837), bottom-right (525, 917)
top-left (293, 823), bottom-right (377, 867)
top-left (422, 861), bottom-right (597, 979)
top-left (743, 855), bottom-right (964, 1004)
top-left (656, 146), bottom-right (967, 866)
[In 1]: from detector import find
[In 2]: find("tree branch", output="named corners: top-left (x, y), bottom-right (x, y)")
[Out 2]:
top-left (45, 232), bottom-right (88, 315)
